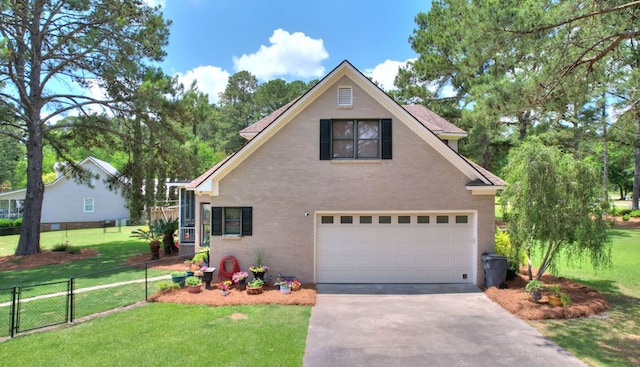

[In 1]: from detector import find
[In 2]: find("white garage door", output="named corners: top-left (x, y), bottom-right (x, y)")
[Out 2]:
top-left (316, 213), bottom-right (475, 283)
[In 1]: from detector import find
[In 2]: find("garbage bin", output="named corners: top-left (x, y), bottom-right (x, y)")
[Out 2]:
top-left (481, 253), bottom-right (509, 288)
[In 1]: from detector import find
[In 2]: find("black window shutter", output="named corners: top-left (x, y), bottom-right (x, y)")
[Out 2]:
top-left (381, 119), bottom-right (392, 159)
top-left (211, 207), bottom-right (222, 236)
top-left (319, 119), bottom-right (331, 160)
top-left (241, 207), bottom-right (252, 236)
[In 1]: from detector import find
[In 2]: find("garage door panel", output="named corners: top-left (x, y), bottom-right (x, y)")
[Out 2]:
top-left (317, 213), bottom-right (474, 283)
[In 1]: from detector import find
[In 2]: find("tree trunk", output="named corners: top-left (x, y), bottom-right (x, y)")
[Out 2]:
top-left (15, 130), bottom-right (44, 255)
top-left (633, 111), bottom-right (640, 211)
top-left (15, 4), bottom-right (45, 256)
top-left (602, 96), bottom-right (609, 202)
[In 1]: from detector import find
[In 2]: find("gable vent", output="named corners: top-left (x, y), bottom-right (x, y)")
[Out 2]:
top-left (338, 87), bottom-right (352, 107)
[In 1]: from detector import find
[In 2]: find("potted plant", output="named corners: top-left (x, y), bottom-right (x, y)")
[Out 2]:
top-left (275, 279), bottom-right (292, 294)
top-left (219, 280), bottom-right (232, 296)
top-left (130, 222), bottom-right (164, 260)
top-left (170, 271), bottom-right (187, 288)
top-left (232, 271), bottom-right (249, 290)
top-left (156, 218), bottom-right (178, 255)
top-left (246, 278), bottom-right (264, 295)
top-left (544, 285), bottom-right (572, 307)
top-left (249, 248), bottom-right (268, 280)
top-left (185, 276), bottom-right (202, 294)
top-left (291, 279), bottom-right (302, 291)
top-left (525, 279), bottom-right (544, 303)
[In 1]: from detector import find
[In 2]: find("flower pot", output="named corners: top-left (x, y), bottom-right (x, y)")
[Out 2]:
top-left (548, 294), bottom-right (562, 307)
top-left (202, 268), bottom-right (216, 290)
top-left (171, 275), bottom-right (186, 288)
top-left (530, 289), bottom-right (542, 303)
top-left (280, 286), bottom-right (291, 295)
top-left (252, 271), bottom-right (266, 281)
top-left (236, 279), bottom-right (247, 291)
top-left (291, 283), bottom-right (301, 291)
top-left (187, 284), bottom-right (202, 294)
top-left (246, 286), bottom-right (263, 295)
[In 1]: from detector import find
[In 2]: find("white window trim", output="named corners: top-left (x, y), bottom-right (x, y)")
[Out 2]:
top-left (84, 197), bottom-right (95, 213)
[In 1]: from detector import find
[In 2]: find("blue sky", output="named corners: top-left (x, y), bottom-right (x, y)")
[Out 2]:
top-left (152, 0), bottom-right (432, 103)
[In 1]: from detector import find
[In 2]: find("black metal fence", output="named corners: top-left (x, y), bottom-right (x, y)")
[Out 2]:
top-left (0, 254), bottom-right (191, 339)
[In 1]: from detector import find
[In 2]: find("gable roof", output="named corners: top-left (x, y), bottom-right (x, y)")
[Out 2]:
top-left (401, 105), bottom-right (466, 137)
top-left (0, 156), bottom-right (120, 198)
top-left (188, 60), bottom-right (505, 194)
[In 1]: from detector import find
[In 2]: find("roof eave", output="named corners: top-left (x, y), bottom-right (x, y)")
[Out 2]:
top-left (466, 185), bottom-right (505, 195)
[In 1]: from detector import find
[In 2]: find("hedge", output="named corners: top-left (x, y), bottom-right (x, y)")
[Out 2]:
top-left (0, 218), bottom-right (22, 235)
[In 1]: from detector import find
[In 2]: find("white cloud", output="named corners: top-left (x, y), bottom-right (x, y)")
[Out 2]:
top-left (176, 65), bottom-right (230, 104)
top-left (363, 59), bottom-right (414, 92)
top-left (232, 29), bottom-right (329, 81)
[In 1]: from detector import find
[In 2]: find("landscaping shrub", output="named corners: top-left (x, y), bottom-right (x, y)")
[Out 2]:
top-left (494, 227), bottom-right (511, 255)
top-left (494, 227), bottom-right (523, 278)
top-left (52, 242), bottom-right (70, 251)
top-left (623, 213), bottom-right (631, 221)
top-left (0, 218), bottom-right (21, 236)
top-left (617, 208), bottom-right (632, 217)
top-left (630, 210), bottom-right (640, 218)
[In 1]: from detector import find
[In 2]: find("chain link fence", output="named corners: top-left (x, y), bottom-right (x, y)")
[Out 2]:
top-left (1, 254), bottom-right (190, 339)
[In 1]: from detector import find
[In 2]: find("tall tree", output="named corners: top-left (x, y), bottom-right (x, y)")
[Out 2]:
top-left (217, 71), bottom-right (259, 153)
top-left (0, 0), bottom-right (170, 255)
top-left (502, 140), bottom-right (610, 280)
top-left (504, 0), bottom-right (640, 206)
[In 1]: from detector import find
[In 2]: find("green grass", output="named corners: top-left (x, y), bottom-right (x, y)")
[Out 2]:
top-left (0, 303), bottom-right (311, 367)
top-left (0, 226), bottom-right (173, 290)
top-left (0, 226), bottom-right (140, 257)
top-left (528, 228), bottom-right (640, 367)
top-left (0, 226), bottom-right (182, 338)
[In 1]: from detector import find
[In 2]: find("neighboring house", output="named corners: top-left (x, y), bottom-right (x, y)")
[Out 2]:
top-left (0, 156), bottom-right (129, 230)
top-left (180, 60), bottom-right (505, 286)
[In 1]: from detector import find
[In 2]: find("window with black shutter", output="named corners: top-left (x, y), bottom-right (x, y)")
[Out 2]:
top-left (211, 206), bottom-right (253, 236)
top-left (319, 119), bottom-right (392, 160)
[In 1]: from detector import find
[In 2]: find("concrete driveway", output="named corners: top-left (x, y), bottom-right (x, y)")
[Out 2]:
top-left (303, 284), bottom-right (587, 367)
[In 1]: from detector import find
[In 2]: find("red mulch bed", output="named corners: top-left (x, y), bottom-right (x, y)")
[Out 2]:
top-left (149, 285), bottom-right (317, 306)
top-left (484, 271), bottom-right (610, 320)
top-left (0, 248), bottom-right (99, 271)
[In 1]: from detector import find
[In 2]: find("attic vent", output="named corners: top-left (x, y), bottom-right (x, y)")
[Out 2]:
top-left (338, 87), bottom-right (352, 107)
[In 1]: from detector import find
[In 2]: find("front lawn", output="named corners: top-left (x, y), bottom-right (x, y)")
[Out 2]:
top-left (0, 303), bottom-right (311, 367)
top-left (0, 226), bottom-right (169, 289)
top-left (529, 228), bottom-right (640, 367)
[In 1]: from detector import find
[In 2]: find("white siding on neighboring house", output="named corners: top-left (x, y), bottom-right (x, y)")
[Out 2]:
top-left (0, 157), bottom-right (129, 224)
top-left (40, 159), bottom-right (128, 223)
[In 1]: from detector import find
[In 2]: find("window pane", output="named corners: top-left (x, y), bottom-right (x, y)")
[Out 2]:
top-left (357, 120), bottom-right (379, 139)
top-left (333, 140), bottom-right (354, 158)
top-left (436, 216), bottom-right (449, 224)
top-left (340, 216), bottom-right (353, 224)
top-left (357, 140), bottom-right (379, 158)
top-left (225, 208), bottom-right (241, 235)
top-left (321, 216), bottom-right (334, 224)
top-left (398, 216), bottom-right (411, 224)
top-left (360, 216), bottom-right (372, 224)
top-left (379, 216), bottom-right (391, 224)
top-left (456, 215), bottom-right (468, 224)
top-left (333, 120), bottom-right (353, 138)
top-left (84, 198), bottom-right (94, 212)
top-left (417, 216), bottom-right (430, 224)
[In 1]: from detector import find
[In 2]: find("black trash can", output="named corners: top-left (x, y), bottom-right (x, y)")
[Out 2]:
top-left (481, 253), bottom-right (509, 288)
